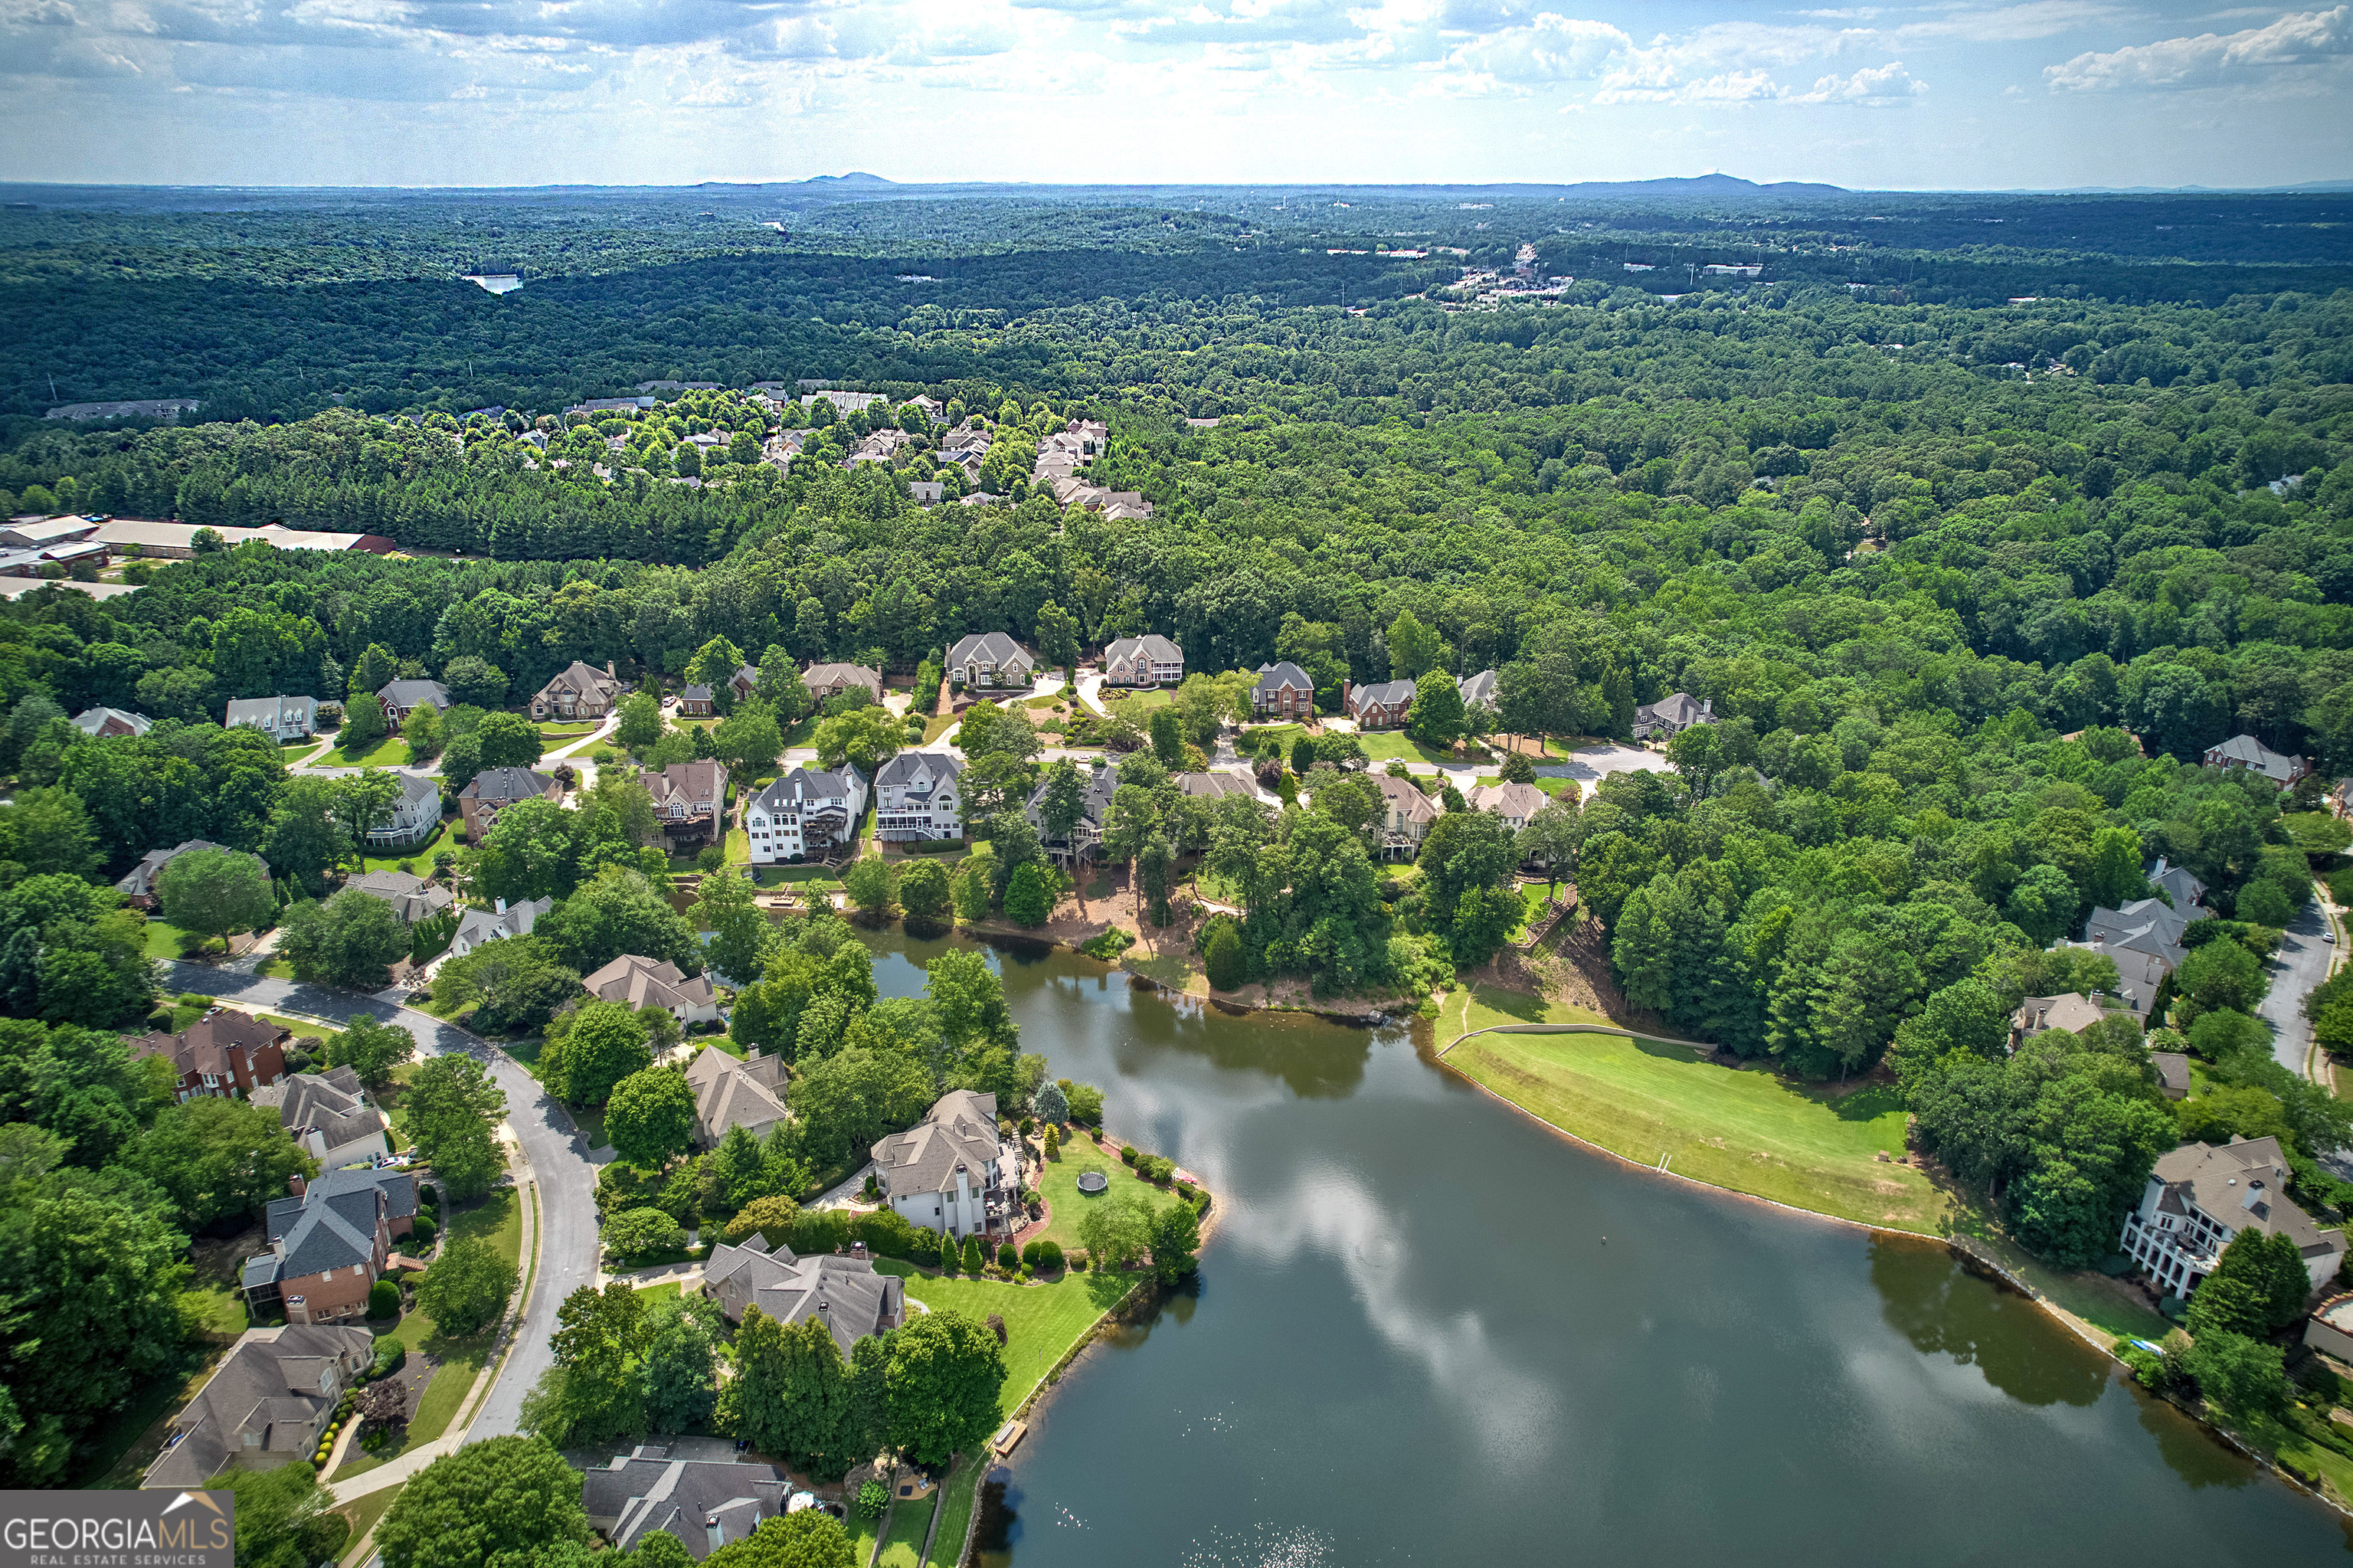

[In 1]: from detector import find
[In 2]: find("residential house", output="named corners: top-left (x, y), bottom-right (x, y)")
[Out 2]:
top-left (1466, 781), bottom-right (1548, 834)
top-left (874, 752), bottom-right (964, 843)
top-left (2203, 733), bottom-right (2309, 788)
top-left (2073, 896), bottom-right (2209, 1019)
top-left (252, 1066), bottom-right (391, 1172)
top-left (1024, 761), bottom-right (1118, 864)
top-left (583, 954), bottom-right (722, 1026)
top-left (1372, 774), bottom-right (1441, 860)
top-left (71, 705), bottom-right (151, 738)
top-left (2332, 779), bottom-right (2353, 822)
top-left (728, 663), bottom-right (762, 704)
top-left (908, 480), bottom-right (946, 506)
top-left (342, 869), bottom-right (455, 925)
top-left (2119, 1135), bottom-right (2345, 1298)
top-left (142, 1324), bottom-right (375, 1488)
top-left (686, 1048), bottom-right (790, 1145)
top-left (130, 1008), bottom-right (290, 1102)
top-left (225, 696), bottom-right (319, 742)
top-left (676, 685), bottom-right (715, 719)
top-left (947, 633), bottom-right (1035, 691)
top-left (375, 679), bottom-right (450, 732)
top-left (2009, 992), bottom-right (2118, 1051)
top-left (802, 663), bottom-right (885, 705)
top-left (583, 1451), bottom-right (788, 1562)
top-left (447, 896), bottom-right (551, 961)
top-left (1633, 692), bottom-right (1713, 741)
top-left (907, 394), bottom-right (944, 423)
top-left (2145, 855), bottom-right (2206, 915)
top-left (746, 766), bottom-right (869, 863)
top-left (1176, 772), bottom-right (1258, 803)
top-left (1252, 661), bottom-right (1314, 719)
top-left (700, 1238), bottom-right (907, 1356)
top-left (1103, 635), bottom-right (1183, 688)
top-left (1345, 679), bottom-right (1417, 730)
top-left (115, 839), bottom-right (261, 909)
top-left (643, 760), bottom-right (728, 843)
top-left (240, 1165), bottom-right (418, 1322)
top-left (529, 660), bottom-right (622, 722)
top-left (871, 1089), bottom-right (1023, 1240)
top-left (458, 766), bottom-right (561, 840)
top-left (368, 773), bottom-right (444, 849)
top-left (1457, 669), bottom-right (1499, 714)
top-left (2154, 1052), bottom-right (2192, 1101)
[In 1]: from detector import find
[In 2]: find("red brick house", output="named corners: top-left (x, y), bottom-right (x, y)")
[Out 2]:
top-left (131, 1009), bottom-right (290, 1102)
top-left (241, 1167), bottom-right (419, 1324)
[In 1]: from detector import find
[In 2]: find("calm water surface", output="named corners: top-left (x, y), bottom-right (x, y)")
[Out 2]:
top-left (864, 928), bottom-right (2351, 1566)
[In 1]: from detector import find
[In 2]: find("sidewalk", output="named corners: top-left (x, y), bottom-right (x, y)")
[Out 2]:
top-left (327, 1129), bottom-right (541, 1506)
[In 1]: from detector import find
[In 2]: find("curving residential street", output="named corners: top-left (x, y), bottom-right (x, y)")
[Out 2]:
top-left (2260, 895), bottom-right (2337, 1084)
top-left (162, 965), bottom-right (601, 1444)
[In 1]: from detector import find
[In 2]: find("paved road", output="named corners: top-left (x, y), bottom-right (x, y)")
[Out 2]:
top-left (2260, 897), bottom-right (2335, 1083)
top-left (164, 966), bottom-right (600, 1441)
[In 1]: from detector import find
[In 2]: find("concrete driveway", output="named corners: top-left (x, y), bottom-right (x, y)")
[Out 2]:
top-left (162, 965), bottom-right (600, 1442)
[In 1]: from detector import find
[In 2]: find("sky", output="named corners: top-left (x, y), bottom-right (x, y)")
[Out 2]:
top-left (1, 1), bottom-right (2348, 189)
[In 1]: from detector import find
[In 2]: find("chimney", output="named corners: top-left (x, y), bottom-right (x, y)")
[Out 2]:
top-left (288, 1174), bottom-right (307, 1198)
top-left (2242, 1180), bottom-right (2265, 1213)
top-left (606, 660), bottom-right (617, 679)
top-left (494, 897), bottom-right (507, 915)
top-left (1341, 680), bottom-right (1352, 710)
top-left (1700, 696), bottom-right (1713, 718)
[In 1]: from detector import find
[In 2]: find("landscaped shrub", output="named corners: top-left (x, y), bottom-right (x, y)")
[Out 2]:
top-left (369, 1340), bottom-right (406, 1381)
top-left (1120, 1145), bottom-right (1138, 1166)
top-left (1020, 1241), bottom-right (1042, 1268)
top-left (409, 1215), bottom-right (437, 1245)
top-left (366, 1280), bottom-right (401, 1319)
top-left (850, 1207), bottom-right (916, 1259)
top-left (1036, 1240), bottom-right (1064, 1272)
top-left (1176, 1181), bottom-right (1197, 1200)
top-left (604, 1206), bottom-right (688, 1262)
top-left (908, 1229), bottom-right (941, 1268)
top-left (997, 1242), bottom-right (1018, 1270)
top-left (1147, 1157), bottom-right (1176, 1185)
top-left (961, 1235), bottom-right (985, 1272)
top-left (1072, 1251), bottom-right (1090, 1271)
top-left (939, 1236), bottom-right (959, 1275)
top-left (417, 1183), bottom-right (438, 1209)
top-left (986, 1313), bottom-right (1007, 1344)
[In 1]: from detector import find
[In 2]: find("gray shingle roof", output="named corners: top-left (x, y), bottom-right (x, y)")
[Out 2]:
top-left (144, 1324), bottom-right (372, 1488)
top-left (948, 631), bottom-right (1031, 669)
top-left (875, 751), bottom-right (962, 790)
top-left (378, 679), bottom-right (451, 711)
top-left (226, 695), bottom-right (318, 730)
top-left (1254, 660), bottom-right (1311, 692)
top-left (460, 765), bottom-right (555, 804)
top-left (2205, 732), bottom-right (2302, 781)
top-left (582, 1455), bottom-right (785, 1560)
top-left (2149, 1136), bottom-right (2345, 1264)
top-left (1105, 634), bottom-right (1182, 666)
top-left (871, 1089), bottom-right (1001, 1198)
top-left (701, 1238), bottom-right (905, 1362)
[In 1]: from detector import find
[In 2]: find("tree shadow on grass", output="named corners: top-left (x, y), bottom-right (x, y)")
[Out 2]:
top-left (1083, 1268), bottom-right (1146, 1312)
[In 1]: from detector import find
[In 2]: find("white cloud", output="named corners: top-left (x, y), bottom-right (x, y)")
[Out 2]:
top-left (1791, 58), bottom-right (1926, 100)
top-left (2044, 3), bottom-right (2352, 89)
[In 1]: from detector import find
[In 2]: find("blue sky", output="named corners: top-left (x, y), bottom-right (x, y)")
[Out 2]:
top-left (2, 2), bottom-right (2347, 188)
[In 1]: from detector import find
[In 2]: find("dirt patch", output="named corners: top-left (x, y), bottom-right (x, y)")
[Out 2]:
top-left (191, 1223), bottom-right (265, 1290)
top-left (1482, 913), bottom-right (1626, 1020)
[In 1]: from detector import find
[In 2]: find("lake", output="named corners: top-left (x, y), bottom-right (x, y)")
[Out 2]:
top-left (862, 928), bottom-right (2353, 1566)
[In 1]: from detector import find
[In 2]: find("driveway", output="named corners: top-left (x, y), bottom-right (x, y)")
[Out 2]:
top-left (2261, 896), bottom-right (2338, 1083)
top-left (162, 966), bottom-right (600, 1441)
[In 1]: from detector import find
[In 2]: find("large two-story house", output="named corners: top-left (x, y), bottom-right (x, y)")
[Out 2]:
top-left (2203, 733), bottom-right (2309, 788)
top-left (1345, 679), bottom-right (1417, 731)
top-left (584, 954), bottom-right (722, 1027)
top-left (2120, 1135), bottom-right (2345, 1300)
top-left (72, 705), bottom-right (152, 739)
top-left (115, 839), bottom-right (267, 911)
top-left (252, 1065), bottom-right (391, 1171)
top-left (1103, 635), bottom-right (1183, 688)
top-left (131, 1009), bottom-right (290, 1102)
top-left (447, 895), bottom-right (551, 961)
top-left (342, 869), bottom-right (455, 925)
top-left (686, 1047), bottom-right (789, 1142)
top-left (240, 1167), bottom-right (418, 1324)
top-left (1457, 669), bottom-right (1499, 715)
top-left (746, 766), bottom-right (868, 863)
top-left (1466, 781), bottom-right (1548, 835)
top-left (367, 773), bottom-right (445, 849)
top-left (1024, 760), bottom-right (1119, 864)
top-left (1372, 774), bottom-right (1441, 860)
top-left (1252, 661), bottom-right (1314, 719)
top-left (375, 679), bottom-right (450, 731)
top-left (871, 1089), bottom-right (1023, 1240)
top-left (642, 760), bottom-right (728, 844)
top-left (1633, 692), bottom-right (1713, 741)
top-left (947, 632), bottom-right (1035, 691)
top-left (458, 765), bottom-right (560, 840)
top-left (2072, 894), bottom-right (2208, 1020)
top-left (700, 1237), bottom-right (907, 1357)
top-left (143, 1324), bottom-right (375, 1488)
top-left (226, 696), bottom-right (319, 742)
top-left (802, 663), bottom-right (885, 705)
top-left (530, 660), bottom-right (622, 721)
top-left (874, 752), bottom-right (964, 843)
top-left (582, 1451), bottom-right (788, 1562)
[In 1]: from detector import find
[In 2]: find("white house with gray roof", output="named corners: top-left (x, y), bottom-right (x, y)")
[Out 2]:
top-left (871, 1089), bottom-right (1022, 1240)
top-left (448, 895), bottom-right (549, 961)
top-left (252, 1065), bottom-right (389, 1171)
top-left (144, 1324), bottom-right (374, 1488)
top-left (582, 1449), bottom-right (787, 1561)
top-left (686, 1047), bottom-right (789, 1144)
top-left (1103, 634), bottom-right (1183, 687)
top-left (2120, 1135), bottom-right (2345, 1298)
top-left (874, 751), bottom-right (964, 843)
top-left (699, 1236), bottom-right (906, 1355)
top-left (367, 773), bottom-right (444, 848)
top-left (747, 764), bottom-right (868, 862)
top-left (225, 695), bottom-right (319, 742)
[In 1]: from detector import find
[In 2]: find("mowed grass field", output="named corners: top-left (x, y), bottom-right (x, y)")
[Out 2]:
top-left (879, 1259), bottom-right (1137, 1422)
top-left (1440, 986), bottom-right (1962, 1236)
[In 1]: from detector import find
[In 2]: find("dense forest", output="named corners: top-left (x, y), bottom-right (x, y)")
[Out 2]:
top-left (0, 184), bottom-right (2348, 1485)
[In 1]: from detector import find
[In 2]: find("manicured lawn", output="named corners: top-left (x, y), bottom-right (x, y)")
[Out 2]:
top-left (358, 820), bottom-right (453, 873)
top-left (875, 1495), bottom-right (934, 1568)
top-left (179, 1282), bottom-right (249, 1337)
top-left (925, 1455), bottom-right (983, 1568)
top-left (257, 956), bottom-right (296, 980)
top-left (1355, 729), bottom-right (1461, 766)
top-left (1439, 985), bottom-right (1962, 1235)
top-left (880, 1259), bottom-right (1139, 1422)
top-left (143, 919), bottom-right (207, 960)
top-left (321, 737), bottom-right (411, 768)
top-left (283, 739), bottom-right (324, 760)
top-left (846, 1513), bottom-right (882, 1568)
top-left (1034, 1138), bottom-right (1190, 1255)
top-left (537, 721), bottom-right (600, 736)
top-left (335, 1485), bottom-right (402, 1568)
top-left (725, 827), bottom-right (750, 865)
top-left (447, 1183), bottom-right (523, 1269)
top-left (1965, 1231), bottom-right (2171, 1344)
top-left (260, 1012), bottom-right (341, 1046)
top-left (921, 711), bottom-right (959, 745)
